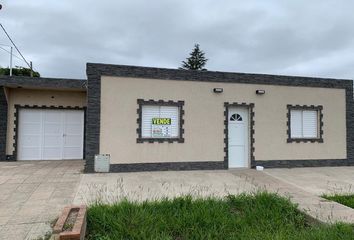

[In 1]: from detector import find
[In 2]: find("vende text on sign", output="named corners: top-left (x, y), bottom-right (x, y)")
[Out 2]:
top-left (152, 118), bottom-right (171, 125)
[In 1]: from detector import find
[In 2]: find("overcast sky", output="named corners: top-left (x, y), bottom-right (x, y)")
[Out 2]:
top-left (0, 1), bottom-right (353, 79)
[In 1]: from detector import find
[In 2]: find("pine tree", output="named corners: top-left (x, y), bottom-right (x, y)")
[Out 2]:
top-left (180, 44), bottom-right (208, 71)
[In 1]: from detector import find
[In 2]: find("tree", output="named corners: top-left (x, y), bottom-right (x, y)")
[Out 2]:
top-left (0, 66), bottom-right (40, 77)
top-left (180, 44), bottom-right (208, 71)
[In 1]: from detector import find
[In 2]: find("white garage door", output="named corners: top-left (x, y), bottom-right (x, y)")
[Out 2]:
top-left (18, 109), bottom-right (84, 160)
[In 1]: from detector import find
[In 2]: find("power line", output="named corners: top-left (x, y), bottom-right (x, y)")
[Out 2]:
top-left (0, 23), bottom-right (31, 69)
top-left (0, 45), bottom-right (22, 61)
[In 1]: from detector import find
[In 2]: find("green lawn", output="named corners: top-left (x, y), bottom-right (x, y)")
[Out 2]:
top-left (86, 192), bottom-right (353, 240)
top-left (323, 194), bottom-right (354, 209)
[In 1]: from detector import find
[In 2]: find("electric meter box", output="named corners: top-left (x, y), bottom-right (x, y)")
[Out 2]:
top-left (94, 154), bottom-right (110, 172)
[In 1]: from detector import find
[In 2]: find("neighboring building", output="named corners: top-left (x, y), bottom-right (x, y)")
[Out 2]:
top-left (1, 63), bottom-right (353, 173)
top-left (0, 77), bottom-right (86, 161)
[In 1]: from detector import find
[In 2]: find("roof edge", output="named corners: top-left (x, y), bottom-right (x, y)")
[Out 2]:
top-left (86, 62), bottom-right (353, 84)
top-left (0, 75), bottom-right (87, 90)
top-left (0, 75), bottom-right (85, 82)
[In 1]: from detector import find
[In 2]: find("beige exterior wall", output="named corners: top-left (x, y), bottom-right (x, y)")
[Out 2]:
top-left (100, 76), bottom-right (347, 164)
top-left (6, 88), bottom-right (86, 155)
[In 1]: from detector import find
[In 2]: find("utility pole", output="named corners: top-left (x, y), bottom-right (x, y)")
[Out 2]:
top-left (30, 61), bottom-right (33, 77)
top-left (0, 23), bottom-right (33, 77)
top-left (9, 46), bottom-right (12, 76)
top-left (0, 5), bottom-right (34, 78)
top-left (0, 4), bottom-right (11, 76)
top-left (0, 44), bottom-right (14, 76)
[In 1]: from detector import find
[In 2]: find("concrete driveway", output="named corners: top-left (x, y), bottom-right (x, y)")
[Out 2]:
top-left (73, 166), bottom-right (354, 205)
top-left (264, 166), bottom-right (354, 196)
top-left (1, 160), bottom-right (354, 239)
top-left (0, 160), bottom-right (83, 240)
top-left (73, 166), bottom-right (354, 224)
top-left (73, 169), bottom-right (258, 204)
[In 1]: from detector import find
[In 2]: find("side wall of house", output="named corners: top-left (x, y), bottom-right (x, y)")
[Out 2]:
top-left (6, 88), bottom-right (87, 158)
top-left (100, 76), bottom-right (346, 165)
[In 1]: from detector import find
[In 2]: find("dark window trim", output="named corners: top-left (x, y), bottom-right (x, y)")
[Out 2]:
top-left (136, 99), bottom-right (185, 143)
top-left (12, 104), bottom-right (86, 160)
top-left (286, 104), bottom-right (323, 143)
top-left (224, 102), bottom-right (255, 168)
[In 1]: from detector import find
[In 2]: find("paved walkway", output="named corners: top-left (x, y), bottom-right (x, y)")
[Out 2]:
top-left (74, 168), bottom-right (354, 225)
top-left (264, 166), bottom-right (354, 195)
top-left (236, 169), bottom-right (354, 224)
top-left (73, 170), bottom-right (258, 204)
top-left (0, 161), bottom-right (82, 240)
top-left (1, 160), bottom-right (354, 239)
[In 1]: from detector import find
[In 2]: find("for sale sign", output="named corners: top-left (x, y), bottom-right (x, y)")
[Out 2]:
top-left (152, 118), bottom-right (171, 125)
top-left (152, 118), bottom-right (172, 137)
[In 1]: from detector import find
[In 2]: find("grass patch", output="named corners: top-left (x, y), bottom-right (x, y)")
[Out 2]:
top-left (87, 192), bottom-right (353, 240)
top-left (323, 194), bottom-right (354, 209)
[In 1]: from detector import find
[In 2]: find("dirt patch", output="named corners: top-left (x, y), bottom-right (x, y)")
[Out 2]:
top-left (63, 208), bottom-right (79, 232)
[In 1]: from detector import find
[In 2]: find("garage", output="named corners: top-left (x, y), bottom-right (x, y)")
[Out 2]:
top-left (17, 108), bottom-right (84, 160)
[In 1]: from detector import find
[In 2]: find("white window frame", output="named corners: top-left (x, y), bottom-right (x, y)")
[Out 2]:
top-left (141, 105), bottom-right (179, 138)
top-left (137, 100), bottom-right (185, 143)
top-left (287, 105), bottom-right (323, 143)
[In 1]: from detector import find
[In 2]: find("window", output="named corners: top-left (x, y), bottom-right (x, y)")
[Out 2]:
top-left (142, 105), bottom-right (179, 138)
top-left (230, 113), bottom-right (242, 122)
top-left (290, 110), bottom-right (318, 138)
top-left (287, 105), bottom-right (323, 143)
top-left (137, 99), bottom-right (184, 143)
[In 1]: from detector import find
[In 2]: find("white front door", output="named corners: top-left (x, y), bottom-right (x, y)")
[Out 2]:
top-left (18, 109), bottom-right (84, 160)
top-left (228, 107), bottom-right (249, 168)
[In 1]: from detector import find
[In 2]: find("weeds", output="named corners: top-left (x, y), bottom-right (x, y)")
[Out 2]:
top-left (322, 194), bottom-right (354, 209)
top-left (86, 192), bottom-right (354, 240)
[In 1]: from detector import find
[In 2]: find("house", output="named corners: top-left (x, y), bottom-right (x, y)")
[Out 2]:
top-left (0, 77), bottom-right (86, 161)
top-left (1, 63), bottom-right (353, 173)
